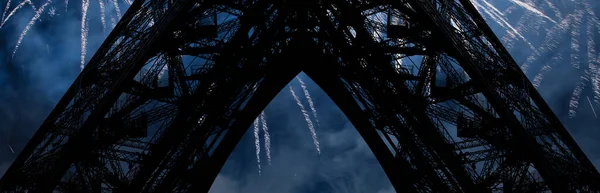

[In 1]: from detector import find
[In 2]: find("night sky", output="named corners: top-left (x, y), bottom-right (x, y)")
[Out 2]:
top-left (0, 0), bottom-right (599, 192)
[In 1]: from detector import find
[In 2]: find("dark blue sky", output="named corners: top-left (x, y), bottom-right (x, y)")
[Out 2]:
top-left (0, 0), bottom-right (599, 192)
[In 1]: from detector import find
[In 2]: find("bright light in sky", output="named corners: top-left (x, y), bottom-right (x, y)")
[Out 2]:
top-left (1, 0), bottom-right (600, 192)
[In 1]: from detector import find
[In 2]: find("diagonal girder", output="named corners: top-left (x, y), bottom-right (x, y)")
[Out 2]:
top-left (0, 0), bottom-right (598, 192)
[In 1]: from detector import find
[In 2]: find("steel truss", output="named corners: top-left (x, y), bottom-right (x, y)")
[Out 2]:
top-left (0, 0), bottom-right (599, 192)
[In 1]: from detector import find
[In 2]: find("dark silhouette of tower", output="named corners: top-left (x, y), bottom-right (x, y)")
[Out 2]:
top-left (1, 0), bottom-right (599, 192)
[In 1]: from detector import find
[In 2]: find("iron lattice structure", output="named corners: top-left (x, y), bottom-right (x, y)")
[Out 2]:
top-left (1, 0), bottom-right (599, 192)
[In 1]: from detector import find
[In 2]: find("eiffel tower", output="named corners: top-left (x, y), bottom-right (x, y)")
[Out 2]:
top-left (1, 0), bottom-right (599, 192)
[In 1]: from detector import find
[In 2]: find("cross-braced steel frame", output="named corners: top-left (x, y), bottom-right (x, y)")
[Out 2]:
top-left (1, 0), bottom-right (599, 192)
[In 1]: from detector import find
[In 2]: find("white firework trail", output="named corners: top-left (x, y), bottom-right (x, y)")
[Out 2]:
top-left (80, 0), bottom-right (90, 70)
top-left (508, 0), bottom-right (557, 23)
top-left (110, 14), bottom-right (116, 29)
top-left (296, 77), bottom-right (320, 128)
top-left (6, 0), bottom-right (38, 16)
top-left (260, 111), bottom-right (271, 166)
top-left (479, 0), bottom-right (504, 17)
top-left (473, 0), bottom-right (506, 30)
top-left (98, 0), bottom-right (106, 32)
top-left (111, 0), bottom-right (121, 19)
top-left (253, 117), bottom-right (262, 175)
top-left (569, 79), bottom-right (586, 118)
top-left (480, 0), bottom-right (600, 119)
top-left (590, 62), bottom-right (600, 109)
top-left (1, 0), bottom-right (31, 27)
top-left (520, 14), bottom-right (573, 72)
top-left (500, 12), bottom-right (536, 50)
top-left (587, 96), bottom-right (597, 117)
top-left (543, 0), bottom-right (563, 19)
top-left (585, 21), bottom-right (596, 78)
top-left (570, 10), bottom-right (583, 69)
top-left (2, 0), bottom-right (11, 22)
top-left (12, 0), bottom-right (51, 58)
top-left (26, 0), bottom-right (36, 13)
top-left (583, 1), bottom-right (600, 27)
top-left (122, 0), bottom-right (131, 6)
top-left (532, 54), bottom-right (561, 88)
top-left (501, 0), bottom-right (547, 44)
top-left (473, 0), bottom-right (534, 50)
top-left (585, 18), bottom-right (600, 108)
top-left (289, 86), bottom-right (321, 155)
top-left (565, 9), bottom-right (589, 117)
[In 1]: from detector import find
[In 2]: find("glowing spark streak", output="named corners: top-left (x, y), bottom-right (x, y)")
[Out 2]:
top-left (1, 0), bottom-right (30, 27)
top-left (122, 0), bottom-right (131, 5)
top-left (2, 0), bottom-right (11, 22)
top-left (253, 118), bottom-right (262, 175)
top-left (110, 14), bottom-right (116, 29)
top-left (521, 15), bottom-right (573, 72)
top-left (569, 80), bottom-right (586, 118)
top-left (80, 0), bottom-right (90, 70)
top-left (25, 0), bottom-right (36, 13)
top-left (111, 0), bottom-right (121, 18)
top-left (543, 0), bottom-right (562, 19)
top-left (290, 86), bottom-right (321, 155)
top-left (500, 12), bottom-right (534, 50)
top-left (582, 1), bottom-right (600, 27)
top-left (588, 96), bottom-right (597, 117)
top-left (570, 11), bottom-right (583, 69)
top-left (8, 145), bottom-right (14, 153)
top-left (480, 0), bottom-right (504, 16)
top-left (508, 0), bottom-right (556, 23)
top-left (473, 0), bottom-right (534, 50)
top-left (65, 0), bottom-right (68, 12)
top-left (99, 0), bottom-right (106, 32)
top-left (532, 64), bottom-right (553, 88)
top-left (585, 18), bottom-right (600, 107)
top-left (12, 0), bottom-right (51, 58)
top-left (529, 48), bottom-right (562, 88)
top-left (260, 111), bottom-right (271, 166)
top-left (297, 77), bottom-right (320, 128)
top-left (473, 1), bottom-right (503, 27)
top-left (566, 10), bottom-right (588, 117)
top-left (591, 63), bottom-right (600, 107)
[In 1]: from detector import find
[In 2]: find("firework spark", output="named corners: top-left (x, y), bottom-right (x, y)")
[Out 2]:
top-left (290, 85), bottom-right (321, 155)
top-left (297, 77), bottom-right (320, 128)
top-left (12, 0), bottom-right (51, 58)
top-left (80, 0), bottom-right (90, 70)
top-left (1, 0), bottom-right (32, 27)
top-left (253, 117), bottom-right (262, 175)
top-left (260, 111), bottom-right (272, 166)
top-left (477, 0), bottom-right (600, 118)
top-left (98, 0), bottom-right (106, 32)
top-left (508, 0), bottom-right (556, 23)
